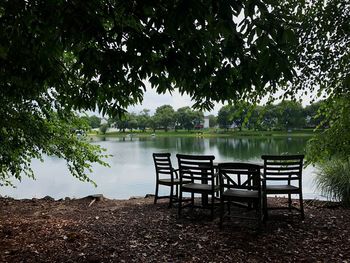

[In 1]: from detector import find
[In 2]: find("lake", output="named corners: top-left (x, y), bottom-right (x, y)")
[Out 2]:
top-left (0, 135), bottom-right (323, 200)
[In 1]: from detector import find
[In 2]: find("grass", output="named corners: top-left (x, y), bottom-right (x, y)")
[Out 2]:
top-left (315, 159), bottom-right (350, 206)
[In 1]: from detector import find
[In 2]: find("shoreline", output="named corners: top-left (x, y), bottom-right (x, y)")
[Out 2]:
top-left (0, 194), bottom-right (333, 205)
top-left (87, 129), bottom-right (318, 139)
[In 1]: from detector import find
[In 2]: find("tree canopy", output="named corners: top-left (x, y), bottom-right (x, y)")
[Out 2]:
top-left (294, 0), bottom-right (350, 100)
top-left (0, 0), bottom-right (349, 184)
top-left (1, 0), bottom-right (299, 114)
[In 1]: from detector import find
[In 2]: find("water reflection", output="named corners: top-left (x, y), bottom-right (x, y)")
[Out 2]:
top-left (0, 136), bottom-right (321, 200)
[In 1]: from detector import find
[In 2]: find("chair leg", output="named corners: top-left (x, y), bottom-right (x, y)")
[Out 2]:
top-left (175, 184), bottom-right (178, 199)
top-left (191, 193), bottom-right (194, 208)
top-left (154, 182), bottom-right (159, 204)
top-left (299, 192), bottom-right (305, 220)
top-left (257, 200), bottom-right (262, 229)
top-left (210, 194), bottom-right (214, 220)
top-left (263, 194), bottom-right (268, 222)
top-left (288, 193), bottom-right (292, 211)
top-left (219, 198), bottom-right (224, 228)
top-left (178, 188), bottom-right (183, 216)
top-left (169, 184), bottom-right (174, 208)
top-left (227, 201), bottom-right (231, 215)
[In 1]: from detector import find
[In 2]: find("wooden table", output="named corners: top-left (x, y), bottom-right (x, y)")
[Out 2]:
top-left (201, 162), bottom-right (263, 206)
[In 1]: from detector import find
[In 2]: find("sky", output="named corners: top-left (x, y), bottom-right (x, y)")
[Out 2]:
top-left (127, 82), bottom-right (317, 116)
top-left (127, 87), bottom-right (224, 116)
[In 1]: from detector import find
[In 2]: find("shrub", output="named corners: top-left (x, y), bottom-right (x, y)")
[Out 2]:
top-left (315, 159), bottom-right (350, 206)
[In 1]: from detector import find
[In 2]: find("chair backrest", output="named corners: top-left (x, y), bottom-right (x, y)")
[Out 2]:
top-left (218, 163), bottom-right (261, 194)
top-left (261, 155), bottom-right (304, 184)
top-left (176, 154), bottom-right (215, 184)
top-left (153, 153), bottom-right (174, 180)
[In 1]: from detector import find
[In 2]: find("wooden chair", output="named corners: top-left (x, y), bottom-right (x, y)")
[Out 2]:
top-left (153, 153), bottom-right (180, 208)
top-left (218, 163), bottom-right (262, 228)
top-left (176, 154), bottom-right (219, 219)
top-left (261, 155), bottom-right (305, 220)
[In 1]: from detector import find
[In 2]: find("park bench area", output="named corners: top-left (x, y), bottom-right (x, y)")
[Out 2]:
top-left (153, 153), bottom-right (305, 226)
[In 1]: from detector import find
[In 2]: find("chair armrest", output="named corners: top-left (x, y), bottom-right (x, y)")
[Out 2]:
top-left (260, 173), bottom-right (268, 181)
top-left (179, 169), bottom-right (193, 178)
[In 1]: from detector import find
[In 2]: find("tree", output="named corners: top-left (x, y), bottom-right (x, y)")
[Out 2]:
top-left (306, 97), bottom-right (350, 205)
top-left (1, 0), bottom-right (347, 185)
top-left (217, 106), bottom-right (233, 130)
top-left (148, 116), bottom-right (158, 133)
top-left (274, 101), bottom-right (305, 130)
top-left (176, 107), bottom-right (193, 131)
top-left (307, 98), bottom-right (350, 163)
top-left (217, 103), bottom-right (253, 131)
top-left (293, 0), bottom-right (350, 102)
top-left (128, 113), bottom-right (138, 132)
top-left (294, 1), bottom-right (350, 165)
top-left (230, 102), bottom-right (252, 131)
top-left (304, 101), bottom-right (325, 129)
top-left (176, 107), bottom-right (204, 131)
top-left (153, 105), bottom-right (175, 132)
top-left (208, 115), bottom-right (218, 128)
top-left (246, 106), bottom-right (264, 131)
top-left (0, 110), bottom-right (109, 186)
top-left (99, 123), bottom-right (109, 135)
top-left (137, 109), bottom-right (151, 132)
top-left (80, 115), bottom-right (102, 129)
top-left (89, 116), bottom-right (101, 129)
top-left (259, 104), bottom-right (278, 131)
top-left (113, 113), bottom-right (131, 133)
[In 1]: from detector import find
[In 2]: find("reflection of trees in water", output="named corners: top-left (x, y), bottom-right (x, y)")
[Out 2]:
top-left (174, 137), bottom-right (206, 153)
top-left (138, 136), bottom-right (309, 160)
top-left (177, 137), bottom-right (206, 153)
top-left (212, 137), bottom-right (308, 161)
top-left (139, 137), bottom-right (207, 153)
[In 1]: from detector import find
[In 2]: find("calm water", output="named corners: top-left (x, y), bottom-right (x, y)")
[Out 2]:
top-left (0, 136), bottom-right (322, 200)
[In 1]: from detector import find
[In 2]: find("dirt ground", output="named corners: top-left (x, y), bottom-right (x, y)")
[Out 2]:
top-left (0, 195), bottom-right (349, 262)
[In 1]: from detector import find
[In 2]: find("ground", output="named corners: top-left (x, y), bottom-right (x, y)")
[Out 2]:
top-left (0, 196), bottom-right (349, 262)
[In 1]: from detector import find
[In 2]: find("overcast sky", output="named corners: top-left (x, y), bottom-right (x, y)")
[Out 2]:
top-left (127, 88), bottom-right (224, 115)
top-left (127, 82), bottom-right (317, 116)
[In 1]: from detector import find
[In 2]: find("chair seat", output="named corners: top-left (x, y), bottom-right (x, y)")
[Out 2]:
top-left (158, 178), bottom-right (181, 185)
top-left (265, 184), bottom-right (300, 193)
top-left (182, 183), bottom-right (219, 192)
top-left (222, 189), bottom-right (259, 199)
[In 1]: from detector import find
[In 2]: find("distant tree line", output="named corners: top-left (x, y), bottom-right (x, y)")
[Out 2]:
top-left (82, 100), bottom-right (325, 133)
top-left (217, 100), bottom-right (325, 131)
top-left (82, 105), bottom-right (205, 133)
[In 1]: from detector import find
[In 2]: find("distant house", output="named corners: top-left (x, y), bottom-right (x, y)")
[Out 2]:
top-left (204, 116), bottom-right (210, 129)
top-left (110, 122), bottom-right (117, 128)
top-left (230, 122), bottom-right (238, 129)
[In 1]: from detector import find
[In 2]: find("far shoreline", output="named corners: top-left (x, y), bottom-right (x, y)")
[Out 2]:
top-left (88, 128), bottom-right (318, 139)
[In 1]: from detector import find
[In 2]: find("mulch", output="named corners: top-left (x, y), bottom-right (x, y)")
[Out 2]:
top-left (0, 195), bottom-right (349, 262)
